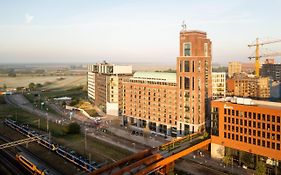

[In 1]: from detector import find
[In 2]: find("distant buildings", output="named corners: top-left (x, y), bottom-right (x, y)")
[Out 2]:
top-left (228, 61), bottom-right (241, 78)
top-left (211, 97), bottom-right (281, 163)
top-left (226, 73), bottom-right (270, 99)
top-left (261, 63), bottom-right (281, 82)
top-left (212, 72), bottom-right (226, 99)
top-left (87, 62), bottom-right (132, 116)
top-left (241, 63), bottom-right (255, 74)
top-left (228, 61), bottom-right (255, 78)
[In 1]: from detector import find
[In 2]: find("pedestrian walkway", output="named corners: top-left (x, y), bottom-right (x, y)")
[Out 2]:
top-left (107, 126), bottom-right (165, 148)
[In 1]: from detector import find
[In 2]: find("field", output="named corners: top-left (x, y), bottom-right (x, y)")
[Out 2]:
top-left (0, 75), bottom-right (86, 89)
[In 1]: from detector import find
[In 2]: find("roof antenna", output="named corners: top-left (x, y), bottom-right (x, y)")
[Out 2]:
top-left (181, 20), bottom-right (187, 31)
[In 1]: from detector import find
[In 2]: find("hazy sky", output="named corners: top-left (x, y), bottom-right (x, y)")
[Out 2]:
top-left (0, 0), bottom-right (281, 64)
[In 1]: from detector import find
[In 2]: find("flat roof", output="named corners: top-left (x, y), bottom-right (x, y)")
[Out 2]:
top-left (131, 72), bottom-right (177, 83)
top-left (214, 97), bottom-right (281, 110)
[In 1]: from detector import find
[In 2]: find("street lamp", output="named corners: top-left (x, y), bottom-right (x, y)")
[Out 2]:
top-left (84, 127), bottom-right (88, 156)
top-left (46, 112), bottom-right (49, 132)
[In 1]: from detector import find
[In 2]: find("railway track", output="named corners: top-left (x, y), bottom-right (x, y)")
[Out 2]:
top-left (0, 137), bottom-right (29, 175)
top-left (0, 135), bottom-right (62, 175)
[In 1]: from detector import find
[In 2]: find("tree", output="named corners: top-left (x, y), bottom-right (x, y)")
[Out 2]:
top-left (28, 82), bottom-right (35, 90)
top-left (3, 84), bottom-right (7, 90)
top-left (35, 69), bottom-right (45, 74)
top-left (223, 155), bottom-right (232, 166)
top-left (255, 161), bottom-right (266, 175)
top-left (240, 151), bottom-right (255, 168)
top-left (35, 83), bottom-right (43, 89)
top-left (8, 72), bottom-right (16, 77)
top-left (63, 122), bottom-right (80, 134)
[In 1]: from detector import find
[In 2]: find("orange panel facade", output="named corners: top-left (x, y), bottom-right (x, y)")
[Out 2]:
top-left (211, 99), bottom-right (281, 160)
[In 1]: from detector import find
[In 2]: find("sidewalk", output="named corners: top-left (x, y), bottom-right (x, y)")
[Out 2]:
top-left (107, 126), bottom-right (165, 148)
top-left (182, 151), bottom-right (255, 175)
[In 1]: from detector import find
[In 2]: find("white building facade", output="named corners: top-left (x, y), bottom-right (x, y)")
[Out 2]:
top-left (212, 72), bottom-right (226, 99)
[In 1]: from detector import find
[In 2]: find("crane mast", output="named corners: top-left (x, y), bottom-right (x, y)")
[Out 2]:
top-left (248, 38), bottom-right (281, 77)
top-left (255, 38), bottom-right (260, 77)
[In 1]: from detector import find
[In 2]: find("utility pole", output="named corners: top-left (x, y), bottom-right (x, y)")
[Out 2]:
top-left (46, 112), bottom-right (49, 132)
top-left (84, 127), bottom-right (87, 156)
top-left (38, 119), bottom-right (40, 129)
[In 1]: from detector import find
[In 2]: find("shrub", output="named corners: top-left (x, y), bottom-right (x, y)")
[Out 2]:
top-left (63, 122), bottom-right (80, 135)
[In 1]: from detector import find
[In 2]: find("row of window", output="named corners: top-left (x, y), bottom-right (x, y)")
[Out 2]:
top-left (223, 132), bottom-right (281, 150)
top-left (224, 116), bottom-right (281, 132)
top-left (224, 125), bottom-right (281, 140)
top-left (224, 109), bottom-right (281, 123)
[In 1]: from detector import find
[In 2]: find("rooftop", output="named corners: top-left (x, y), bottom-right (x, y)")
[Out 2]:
top-left (131, 72), bottom-right (176, 83)
top-left (215, 97), bottom-right (281, 110)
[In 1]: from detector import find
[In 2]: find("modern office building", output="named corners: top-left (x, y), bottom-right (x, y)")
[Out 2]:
top-left (87, 62), bottom-right (132, 116)
top-left (212, 72), bottom-right (226, 99)
top-left (120, 28), bottom-right (212, 136)
top-left (211, 97), bottom-right (281, 162)
top-left (261, 63), bottom-right (281, 81)
top-left (226, 73), bottom-right (270, 99)
top-left (228, 61), bottom-right (242, 78)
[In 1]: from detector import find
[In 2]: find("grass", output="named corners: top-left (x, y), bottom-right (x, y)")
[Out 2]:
top-left (54, 134), bottom-right (131, 163)
top-left (24, 87), bottom-right (86, 102)
top-left (0, 103), bottom-right (65, 137)
top-left (0, 95), bottom-right (131, 163)
top-left (23, 86), bottom-right (87, 116)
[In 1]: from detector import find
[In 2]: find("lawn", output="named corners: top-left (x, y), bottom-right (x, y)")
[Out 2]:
top-left (0, 95), bottom-right (131, 164)
top-left (23, 86), bottom-right (87, 116)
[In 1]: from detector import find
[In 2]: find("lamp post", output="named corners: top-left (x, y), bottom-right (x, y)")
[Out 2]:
top-left (46, 112), bottom-right (49, 132)
top-left (84, 127), bottom-right (88, 156)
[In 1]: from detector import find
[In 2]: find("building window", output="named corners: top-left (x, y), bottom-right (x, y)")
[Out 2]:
top-left (204, 43), bottom-right (208, 57)
top-left (184, 61), bottom-right (190, 72)
top-left (184, 43), bottom-right (191, 56)
top-left (184, 77), bottom-right (190, 89)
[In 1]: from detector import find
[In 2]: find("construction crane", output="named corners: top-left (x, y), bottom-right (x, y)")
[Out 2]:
top-left (248, 38), bottom-right (281, 77)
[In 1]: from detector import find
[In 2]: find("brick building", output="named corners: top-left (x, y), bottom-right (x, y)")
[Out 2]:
top-left (120, 29), bottom-right (212, 136)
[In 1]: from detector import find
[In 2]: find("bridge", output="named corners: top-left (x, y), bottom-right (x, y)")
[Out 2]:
top-left (4, 118), bottom-right (212, 174)
top-left (90, 133), bottom-right (211, 175)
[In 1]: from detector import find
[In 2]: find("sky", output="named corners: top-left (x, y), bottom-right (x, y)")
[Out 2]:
top-left (0, 0), bottom-right (281, 65)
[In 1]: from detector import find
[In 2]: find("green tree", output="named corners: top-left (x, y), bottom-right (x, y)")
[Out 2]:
top-left (223, 155), bottom-right (232, 166)
top-left (255, 161), bottom-right (266, 175)
top-left (28, 82), bottom-right (35, 90)
top-left (8, 72), bottom-right (16, 77)
top-left (35, 83), bottom-right (43, 89)
top-left (16, 87), bottom-right (24, 91)
top-left (3, 84), bottom-right (7, 90)
top-left (63, 122), bottom-right (80, 134)
top-left (35, 69), bottom-right (45, 74)
top-left (241, 151), bottom-right (255, 168)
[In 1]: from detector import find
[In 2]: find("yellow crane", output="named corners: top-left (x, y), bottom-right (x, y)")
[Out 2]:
top-left (248, 38), bottom-right (281, 77)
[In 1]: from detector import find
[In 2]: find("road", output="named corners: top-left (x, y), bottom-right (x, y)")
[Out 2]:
top-left (5, 94), bottom-right (69, 125)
